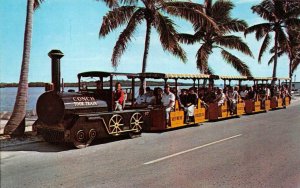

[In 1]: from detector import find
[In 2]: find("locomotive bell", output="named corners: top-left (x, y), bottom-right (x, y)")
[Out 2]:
top-left (48, 49), bottom-right (64, 92)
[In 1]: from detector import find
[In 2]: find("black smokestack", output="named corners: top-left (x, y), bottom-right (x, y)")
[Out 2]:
top-left (48, 49), bottom-right (64, 92)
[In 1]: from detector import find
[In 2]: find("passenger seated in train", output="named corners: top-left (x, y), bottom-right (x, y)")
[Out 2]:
top-left (153, 87), bottom-right (163, 105)
top-left (185, 87), bottom-right (198, 122)
top-left (228, 86), bottom-right (239, 115)
top-left (239, 86), bottom-right (248, 100)
top-left (198, 88), bottom-right (209, 109)
top-left (214, 88), bottom-right (226, 106)
top-left (114, 82), bottom-right (125, 111)
top-left (223, 86), bottom-right (229, 97)
top-left (264, 85), bottom-right (271, 100)
top-left (198, 88), bottom-right (205, 101)
top-left (270, 85), bottom-right (280, 100)
top-left (161, 84), bottom-right (175, 124)
top-left (179, 89), bottom-right (188, 108)
top-left (145, 87), bottom-right (155, 104)
top-left (281, 85), bottom-right (290, 105)
top-left (257, 85), bottom-right (267, 108)
top-left (203, 85), bottom-right (216, 104)
top-left (247, 86), bottom-right (256, 101)
top-left (134, 87), bottom-right (147, 106)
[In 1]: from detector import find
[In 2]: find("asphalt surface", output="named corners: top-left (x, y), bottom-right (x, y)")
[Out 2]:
top-left (1, 101), bottom-right (300, 188)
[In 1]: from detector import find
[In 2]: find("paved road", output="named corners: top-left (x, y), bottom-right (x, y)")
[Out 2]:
top-left (1, 101), bottom-right (300, 188)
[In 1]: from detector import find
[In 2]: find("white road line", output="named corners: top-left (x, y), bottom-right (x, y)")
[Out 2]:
top-left (144, 134), bottom-right (242, 165)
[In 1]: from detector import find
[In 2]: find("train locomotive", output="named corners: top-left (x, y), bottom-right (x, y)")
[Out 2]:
top-left (35, 50), bottom-right (150, 148)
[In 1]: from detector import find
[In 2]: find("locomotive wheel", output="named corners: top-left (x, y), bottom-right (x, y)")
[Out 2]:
top-left (73, 129), bottom-right (97, 149)
top-left (108, 114), bottom-right (124, 136)
top-left (128, 113), bottom-right (143, 138)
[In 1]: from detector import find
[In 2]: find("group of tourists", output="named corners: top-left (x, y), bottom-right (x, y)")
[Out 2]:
top-left (112, 81), bottom-right (291, 123)
top-left (134, 84), bottom-right (176, 123)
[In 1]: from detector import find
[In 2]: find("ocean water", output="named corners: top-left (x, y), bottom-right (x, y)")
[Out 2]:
top-left (0, 87), bottom-right (77, 112)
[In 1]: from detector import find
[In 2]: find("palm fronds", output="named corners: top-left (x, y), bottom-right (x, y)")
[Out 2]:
top-left (244, 23), bottom-right (271, 40)
top-left (33, 0), bottom-right (44, 10)
top-left (221, 50), bottom-right (252, 76)
top-left (100, 6), bottom-right (136, 37)
top-left (251, 1), bottom-right (276, 22)
top-left (258, 33), bottom-right (271, 63)
top-left (221, 19), bottom-right (248, 33)
top-left (111, 9), bottom-right (145, 67)
top-left (267, 50), bottom-right (285, 65)
top-left (214, 35), bottom-right (253, 57)
top-left (196, 43), bottom-right (212, 73)
top-left (246, 0), bottom-right (300, 79)
top-left (177, 33), bottom-right (198, 45)
top-left (162, 4), bottom-right (218, 31)
top-left (153, 12), bottom-right (187, 62)
top-left (96, 0), bottom-right (119, 8)
top-left (211, 0), bottom-right (233, 22)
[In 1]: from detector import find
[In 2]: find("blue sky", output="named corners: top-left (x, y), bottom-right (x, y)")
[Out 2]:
top-left (0, 0), bottom-right (299, 83)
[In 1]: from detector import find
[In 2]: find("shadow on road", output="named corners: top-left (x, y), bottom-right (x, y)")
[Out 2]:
top-left (1, 135), bottom-right (133, 153)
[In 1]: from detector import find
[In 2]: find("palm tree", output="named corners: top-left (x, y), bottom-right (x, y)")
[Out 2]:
top-left (177, 0), bottom-right (253, 76)
top-left (99, 0), bottom-right (216, 74)
top-left (268, 25), bottom-right (300, 92)
top-left (290, 26), bottom-right (300, 76)
top-left (245, 0), bottom-right (300, 84)
top-left (4, 0), bottom-right (44, 136)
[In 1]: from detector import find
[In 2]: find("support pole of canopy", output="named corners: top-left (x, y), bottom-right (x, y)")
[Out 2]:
top-left (131, 78), bottom-right (135, 106)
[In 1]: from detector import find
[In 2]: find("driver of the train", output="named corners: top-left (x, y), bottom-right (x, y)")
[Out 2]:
top-left (161, 84), bottom-right (175, 124)
top-left (114, 82), bottom-right (125, 111)
top-left (96, 80), bottom-right (103, 90)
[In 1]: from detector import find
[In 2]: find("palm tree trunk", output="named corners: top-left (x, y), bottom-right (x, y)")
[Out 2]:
top-left (141, 20), bottom-right (151, 88)
top-left (271, 31), bottom-right (278, 85)
top-left (4, 0), bottom-right (34, 136)
top-left (289, 58), bottom-right (293, 94)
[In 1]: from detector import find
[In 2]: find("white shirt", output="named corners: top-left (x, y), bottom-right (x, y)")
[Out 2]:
top-left (146, 95), bottom-right (155, 104)
top-left (136, 94), bottom-right (146, 104)
top-left (240, 90), bottom-right (248, 98)
top-left (161, 92), bottom-right (175, 107)
top-left (265, 88), bottom-right (270, 97)
top-left (231, 90), bottom-right (239, 103)
top-left (145, 92), bottom-right (154, 104)
top-left (216, 93), bottom-right (226, 105)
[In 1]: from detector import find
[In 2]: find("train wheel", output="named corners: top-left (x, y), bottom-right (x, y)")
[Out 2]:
top-left (73, 130), bottom-right (87, 149)
top-left (73, 129), bottom-right (97, 149)
top-left (108, 114), bottom-right (124, 136)
top-left (128, 113), bottom-right (143, 138)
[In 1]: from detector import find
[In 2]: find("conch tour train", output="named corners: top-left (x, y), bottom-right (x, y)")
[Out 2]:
top-left (34, 50), bottom-right (291, 148)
